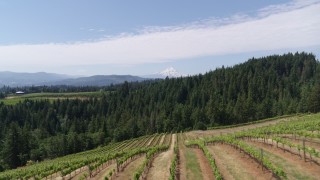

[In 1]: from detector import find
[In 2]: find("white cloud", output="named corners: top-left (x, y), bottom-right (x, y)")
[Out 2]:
top-left (258, 0), bottom-right (320, 16)
top-left (0, 0), bottom-right (319, 67)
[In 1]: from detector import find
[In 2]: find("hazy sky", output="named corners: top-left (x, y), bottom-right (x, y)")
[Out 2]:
top-left (0, 0), bottom-right (319, 76)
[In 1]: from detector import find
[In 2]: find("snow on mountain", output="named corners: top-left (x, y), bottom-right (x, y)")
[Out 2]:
top-left (144, 67), bottom-right (185, 79)
top-left (159, 67), bottom-right (181, 77)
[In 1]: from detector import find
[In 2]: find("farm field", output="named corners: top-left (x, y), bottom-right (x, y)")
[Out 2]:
top-left (1, 114), bottom-right (320, 179)
top-left (0, 91), bottom-right (103, 105)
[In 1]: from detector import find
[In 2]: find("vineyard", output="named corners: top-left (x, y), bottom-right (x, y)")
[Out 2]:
top-left (186, 114), bottom-right (320, 179)
top-left (0, 133), bottom-right (172, 180)
top-left (1, 114), bottom-right (320, 179)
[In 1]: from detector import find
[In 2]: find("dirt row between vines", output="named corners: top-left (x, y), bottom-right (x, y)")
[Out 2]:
top-left (63, 134), bottom-right (166, 180)
top-left (95, 134), bottom-right (171, 180)
top-left (243, 137), bottom-right (320, 165)
top-left (281, 135), bottom-right (320, 152)
top-left (159, 134), bottom-right (166, 145)
top-left (146, 134), bottom-right (176, 179)
top-left (178, 134), bottom-right (187, 180)
top-left (95, 163), bottom-right (116, 180)
top-left (245, 140), bottom-right (320, 180)
top-left (114, 155), bottom-right (146, 180)
top-left (207, 143), bottom-right (274, 180)
top-left (178, 135), bottom-right (214, 180)
top-left (193, 148), bottom-right (215, 180)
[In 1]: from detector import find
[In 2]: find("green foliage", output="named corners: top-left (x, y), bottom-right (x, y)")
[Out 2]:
top-left (202, 136), bottom-right (286, 178)
top-left (169, 143), bottom-right (179, 180)
top-left (0, 134), bottom-right (164, 179)
top-left (194, 121), bottom-right (207, 130)
top-left (0, 92), bottom-right (6, 99)
top-left (186, 140), bottom-right (222, 180)
top-left (308, 84), bottom-right (320, 113)
top-left (0, 91), bottom-right (102, 105)
top-left (234, 114), bottom-right (320, 159)
top-left (133, 145), bottom-right (169, 180)
top-left (1, 52), bottom-right (320, 170)
top-left (194, 114), bottom-right (320, 179)
top-left (2, 122), bottom-right (22, 169)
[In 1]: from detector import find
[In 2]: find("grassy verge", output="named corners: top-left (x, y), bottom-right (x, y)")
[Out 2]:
top-left (185, 148), bottom-right (203, 180)
top-left (207, 114), bottom-right (303, 130)
top-left (0, 91), bottom-right (103, 105)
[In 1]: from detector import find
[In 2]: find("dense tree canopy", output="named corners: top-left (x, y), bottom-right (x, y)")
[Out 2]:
top-left (0, 52), bottom-right (319, 170)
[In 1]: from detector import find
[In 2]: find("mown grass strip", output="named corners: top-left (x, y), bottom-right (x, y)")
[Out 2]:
top-left (186, 140), bottom-right (222, 180)
top-left (0, 91), bottom-right (104, 105)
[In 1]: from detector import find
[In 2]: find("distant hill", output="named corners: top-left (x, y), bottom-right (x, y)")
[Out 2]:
top-left (49, 75), bottom-right (146, 86)
top-left (0, 72), bottom-right (146, 87)
top-left (0, 71), bottom-right (71, 86)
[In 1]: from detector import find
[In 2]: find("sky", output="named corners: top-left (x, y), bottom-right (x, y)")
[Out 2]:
top-left (0, 0), bottom-right (319, 76)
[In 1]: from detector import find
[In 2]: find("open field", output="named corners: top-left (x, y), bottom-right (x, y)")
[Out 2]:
top-left (1, 114), bottom-right (320, 179)
top-left (0, 91), bottom-right (103, 105)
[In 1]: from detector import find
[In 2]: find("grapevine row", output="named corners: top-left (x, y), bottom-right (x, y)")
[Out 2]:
top-left (203, 136), bottom-right (287, 178)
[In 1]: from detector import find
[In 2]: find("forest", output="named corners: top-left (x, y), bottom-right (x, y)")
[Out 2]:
top-left (1, 52), bottom-right (320, 171)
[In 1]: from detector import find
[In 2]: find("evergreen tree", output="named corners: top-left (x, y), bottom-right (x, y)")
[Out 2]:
top-left (1, 122), bottom-right (21, 169)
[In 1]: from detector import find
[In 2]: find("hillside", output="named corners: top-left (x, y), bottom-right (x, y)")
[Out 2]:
top-left (48, 75), bottom-right (146, 86)
top-left (1, 114), bottom-right (320, 179)
top-left (0, 71), bottom-right (146, 87)
top-left (0, 52), bottom-right (320, 171)
top-left (0, 71), bottom-right (71, 86)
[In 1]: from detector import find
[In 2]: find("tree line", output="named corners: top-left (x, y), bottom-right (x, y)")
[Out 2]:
top-left (1, 52), bottom-right (319, 171)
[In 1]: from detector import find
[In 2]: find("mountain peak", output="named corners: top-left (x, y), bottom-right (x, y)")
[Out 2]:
top-left (141, 67), bottom-right (186, 79)
top-left (159, 67), bottom-right (181, 77)
top-left (152, 67), bottom-right (187, 78)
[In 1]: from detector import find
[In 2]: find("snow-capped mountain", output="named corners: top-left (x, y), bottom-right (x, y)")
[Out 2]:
top-left (144, 67), bottom-right (185, 79)
top-left (159, 67), bottom-right (181, 77)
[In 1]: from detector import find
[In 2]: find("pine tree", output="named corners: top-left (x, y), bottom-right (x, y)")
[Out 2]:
top-left (308, 84), bottom-right (320, 113)
top-left (1, 122), bottom-right (21, 169)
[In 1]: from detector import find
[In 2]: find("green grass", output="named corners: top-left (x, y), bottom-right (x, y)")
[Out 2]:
top-left (0, 91), bottom-right (103, 105)
top-left (207, 114), bottom-right (302, 130)
top-left (185, 148), bottom-right (203, 180)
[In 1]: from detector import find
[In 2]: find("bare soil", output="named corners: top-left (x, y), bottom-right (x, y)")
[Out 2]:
top-left (69, 166), bottom-right (89, 180)
top-left (247, 138), bottom-right (320, 164)
top-left (114, 155), bottom-right (146, 180)
top-left (246, 140), bottom-right (320, 180)
top-left (159, 134), bottom-right (166, 145)
top-left (95, 163), bottom-right (116, 180)
top-left (53, 166), bottom-right (87, 180)
top-left (67, 162), bottom-right (115, 180)
top-left (146, 134), bottom-right (176, 180)
top-left (146, 135), bottom-right (156, 147)
top-left (193, 148), bottom-right (215, 180)
top-left (207, 143), bottom-right (275, 180)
